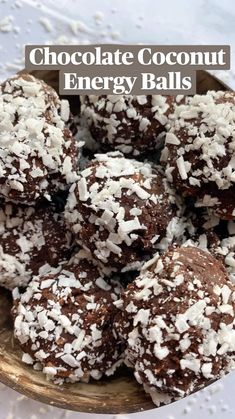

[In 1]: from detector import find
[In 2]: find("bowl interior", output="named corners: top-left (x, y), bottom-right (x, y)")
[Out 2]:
top-left (0, 70), bottom-right (229, 414)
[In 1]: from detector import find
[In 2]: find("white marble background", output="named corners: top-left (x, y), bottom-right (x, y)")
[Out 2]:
top-left (0, 0), bottom-right (235, 418)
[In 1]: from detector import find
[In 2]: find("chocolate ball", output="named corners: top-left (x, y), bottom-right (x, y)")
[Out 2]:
top-left (161, 91), bottom-right (235, 220)
top-left (179, 205), bottom-right (235, 285)
top-left (116, 246), bottom-right (235, 400)
top-left (181, 207), bottom-right (222, 255)
top-left (13, 251), bottom-right (123, 383)
top-left (0, 74), bottom-right (79, 204)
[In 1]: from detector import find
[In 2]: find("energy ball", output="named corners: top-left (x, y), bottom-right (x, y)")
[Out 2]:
top-left (65, 152), bottom-right (181, 271)
top-left (196, 185), bottom-right (235, 220)
top-left (161, 91), bottom-right (235, 220)
top-left (81, 95), bottom-right (181, 157)
top-left (204, 220), bottom-right (235, 284)
top-left (13, 251), bottom-right (123, 383)
top-left (0, 202), bottom-right (73, 289)
top-left (0, 74), bottom-right (79, 204)
top-left (116, 246), bottom-right (235, 401)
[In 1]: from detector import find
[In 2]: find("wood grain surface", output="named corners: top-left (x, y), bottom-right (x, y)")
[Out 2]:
top-left (0, 70), bottom-right (230, 414)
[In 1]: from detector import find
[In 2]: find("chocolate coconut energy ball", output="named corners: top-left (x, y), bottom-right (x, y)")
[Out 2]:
top-left (180, 206), bottom-right (235, 283)
top-left (13, 251), bottom-right (123, 383)
top-left (0, 202), bottom-right (72, 289)
top-left (65, 152), bottom-right (182, 271)
top-left (161, 91), bottom-right (235, 220)
top-left (192, 219), bottom-right (235, 284)
top-left (116, 246), bottom-right (235, 401)
top-left (81, 95), bottom-right (182, 157)
top-left (180, 207), bottom-right (222, 254)
top-left (0, 74), bottom-right (79, 204)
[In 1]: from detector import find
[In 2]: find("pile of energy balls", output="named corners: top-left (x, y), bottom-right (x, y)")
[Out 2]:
top-left (2, 73), bottom-right (235, 405)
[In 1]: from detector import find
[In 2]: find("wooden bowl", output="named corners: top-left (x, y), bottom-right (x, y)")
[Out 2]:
top-left (0, 70), bottom-right (231, 414)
